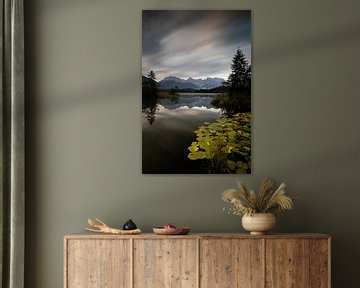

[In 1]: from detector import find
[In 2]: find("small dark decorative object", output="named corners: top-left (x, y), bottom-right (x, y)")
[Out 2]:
top-left (123, 219), bottom-right (137, 230)
top-left (86, 218), bottom-right (141, 235)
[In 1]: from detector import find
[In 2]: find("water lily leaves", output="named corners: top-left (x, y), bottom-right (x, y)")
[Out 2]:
top-left (187, 113), bottom-right (251, 174)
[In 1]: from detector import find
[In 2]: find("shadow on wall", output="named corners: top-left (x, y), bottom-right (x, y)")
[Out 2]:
top-left (274, 141), bottom-right (360, 288)
top-left (42, 76), bottom-right (138, 113)
top-left (37, 0), bottom-right (103, 10)
top-left (36, 21), bottom-right (360, 113)
top-left (257, 23), bottom-right (360, 63)
top-left (23, 1), bottom-right (360, 288)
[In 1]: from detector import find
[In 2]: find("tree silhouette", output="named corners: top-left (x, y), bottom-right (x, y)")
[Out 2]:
top-left (142, 70), bottom-right (159, 124)
top-left (226, 49), bottom-right (250, 92)
top-left (148, 70), bottom-right (156, 81)
top-left (146, 70), bottom-right (157, 91)
top-left (212, 49), bottom-right (251, 115)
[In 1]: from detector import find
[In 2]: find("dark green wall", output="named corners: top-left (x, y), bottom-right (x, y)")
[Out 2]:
top-left (25, 0), bottom-right (360, 287)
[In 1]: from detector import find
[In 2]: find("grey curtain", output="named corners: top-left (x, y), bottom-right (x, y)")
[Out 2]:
top-left (1, 0), bottom-right (25, 288)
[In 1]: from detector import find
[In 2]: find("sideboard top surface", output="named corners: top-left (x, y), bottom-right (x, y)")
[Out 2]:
top-left (64, 232), bottom-right (330, 240)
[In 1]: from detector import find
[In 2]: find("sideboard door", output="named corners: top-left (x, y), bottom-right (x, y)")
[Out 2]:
top-left (134, 239), bottom-right (198, 288)
top-left (266, 239), bottom-right (309, 288)
top-left (309, 239), bottom-right (330, 288)
top-left (265, 238), bottom-right (329, 288)
top-left (66, 239), bottom-right (131, 288)
top-left (200, 239), bottom-right (264, 288)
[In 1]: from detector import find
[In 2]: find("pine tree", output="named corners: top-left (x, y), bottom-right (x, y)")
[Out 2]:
top-left (148, 70), bottom-right (156, 80)
top-left (146, 70), bottom-right (157, 91)
top-left (227, 49), bottom-right (250, 91)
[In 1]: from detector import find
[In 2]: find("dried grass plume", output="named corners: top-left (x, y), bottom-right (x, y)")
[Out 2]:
top-left (222, 179), bottom-right (294, 216)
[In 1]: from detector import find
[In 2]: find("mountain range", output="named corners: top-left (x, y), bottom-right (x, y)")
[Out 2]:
top-left (157, 76), bottom-right (225, 90)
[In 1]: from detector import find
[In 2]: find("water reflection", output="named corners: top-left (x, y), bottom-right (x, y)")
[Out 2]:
top-left (160, 93), bottom-right (216, 109)
top-left (142, 93), bottom-right (222, 174)
top-left (142, 93), bottom-right (219, 125)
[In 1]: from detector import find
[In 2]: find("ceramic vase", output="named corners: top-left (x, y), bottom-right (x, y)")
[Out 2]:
top-left (242, 213), bottom-right (276, 235)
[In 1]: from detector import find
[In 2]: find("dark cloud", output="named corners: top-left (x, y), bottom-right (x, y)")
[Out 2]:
top-left (142, 10), bottom-right (251, 80)
top-left (142, 10), bottom-right (201, 55)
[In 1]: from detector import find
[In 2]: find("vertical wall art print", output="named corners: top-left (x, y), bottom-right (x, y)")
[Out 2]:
top-left (142, 10), bottom-right (251, 174)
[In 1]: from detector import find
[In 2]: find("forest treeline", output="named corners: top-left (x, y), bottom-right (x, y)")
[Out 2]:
top-left (143, 49), bottom-right (251, 96)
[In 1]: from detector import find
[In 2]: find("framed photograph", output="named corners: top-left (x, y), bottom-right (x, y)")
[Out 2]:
top-left (142, 10), bottom-right (251, 174)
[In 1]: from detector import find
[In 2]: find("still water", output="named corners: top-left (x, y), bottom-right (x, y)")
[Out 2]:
top-left (142, 93), bottom-right (222, 174)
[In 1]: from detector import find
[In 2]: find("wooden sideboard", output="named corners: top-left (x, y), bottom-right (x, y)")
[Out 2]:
top-left (64, 233), bottom-right (330, 288)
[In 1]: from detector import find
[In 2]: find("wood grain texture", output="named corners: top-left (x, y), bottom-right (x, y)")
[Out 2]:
top-left (200, 239), bottom-right (264, 288)
top-left (64, 234), bottom-right (331, 288)
top-left (65, 233), bottom-right (330, 240)
top-left (265, 239), bottom-right (310, 288)
top-left (133, 239), bottom-right (197, 288)
top-left (310, 239), bottom-right (329, 288)
top-left (64, 239), bottom-right (68, 288)
top-left (66, 239), bottom-right (131, 288)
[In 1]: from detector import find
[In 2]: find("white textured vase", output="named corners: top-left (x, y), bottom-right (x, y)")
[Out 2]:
top-left (242, 213), bottom-right (276, 235)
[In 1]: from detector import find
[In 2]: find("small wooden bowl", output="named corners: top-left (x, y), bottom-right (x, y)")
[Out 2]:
top-left (153, 227), bottom-right (190, 235)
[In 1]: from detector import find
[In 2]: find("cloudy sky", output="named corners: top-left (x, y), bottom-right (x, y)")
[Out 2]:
top-left (142, 10), bottom-right (251, 81)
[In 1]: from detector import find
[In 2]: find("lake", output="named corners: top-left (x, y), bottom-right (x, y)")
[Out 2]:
top-left (142, 93), bottom-right (223, 174)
